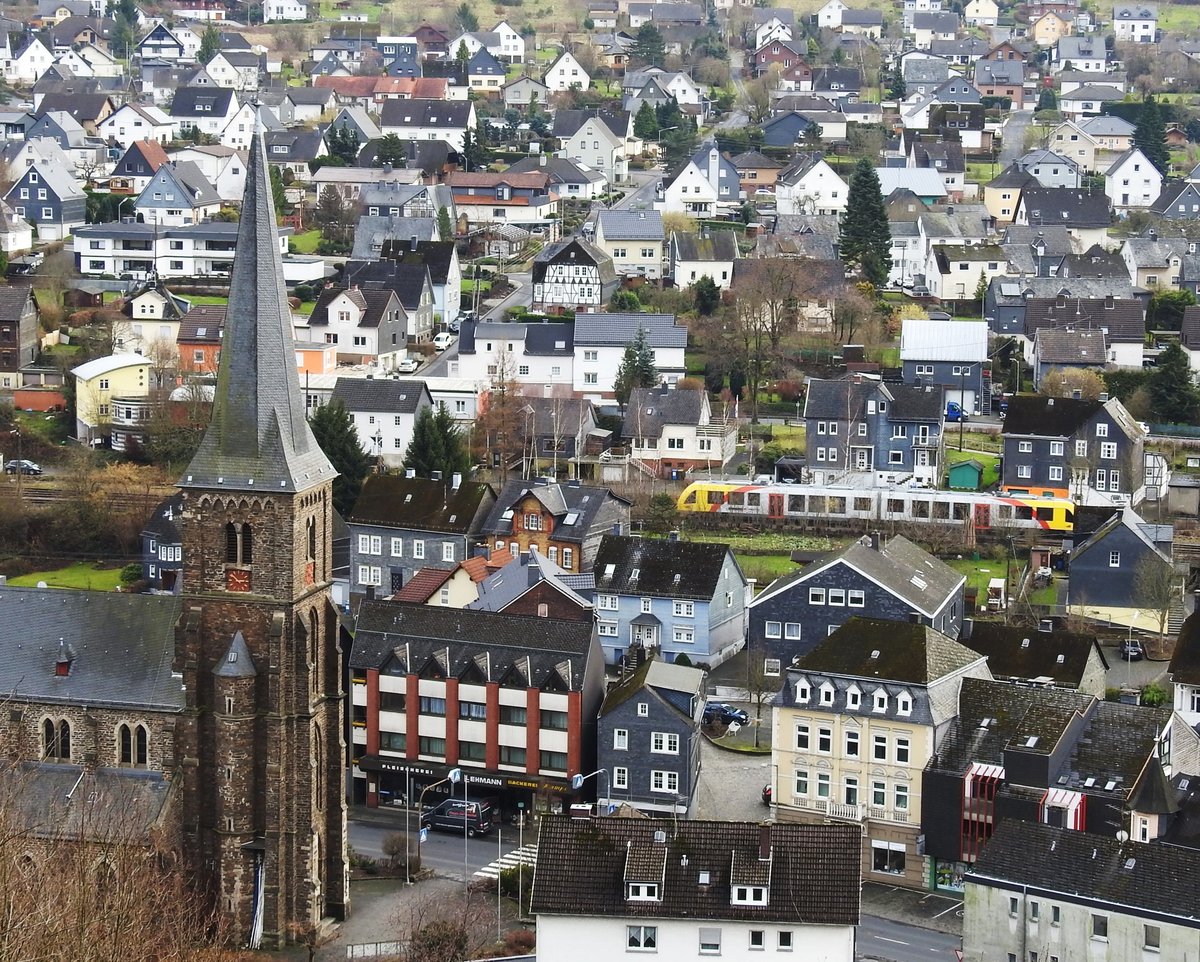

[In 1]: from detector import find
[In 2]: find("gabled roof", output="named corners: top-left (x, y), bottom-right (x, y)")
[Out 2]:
top-left (392, 566), bottom-right (455, 602)
top-left (468, 545), bottom-right (593, 613)
top-left (900, 318), bottom-right (988, 362)
top-left (532, 816), bottom-right (860, 924)
top-left (1017, 186), bottom-right (1111, 228)
top-left (573, 311), bottom-right (687, 348)
top-left (592, 534), bottom-right (737, 601)
top-left (1059, 83), bottom-right (1125, 102)
top-left (963, 621), bottom-right (1108, 688)
top-left (1078, 114), bottom-right (1135, 136)
top-left (671, 229), bottom-right (739, 262)
top-left (622, 386), bottom-right (706, 439)
top-left (349, 473), bottom-right (494, 533)
top-left (599, 656), bottom-right (705, 717)
top-left (481, 479), bottom-right (630, 541)
top-left (1181, 305), bottom-right (1200, 351)
top-left (330, 377), bottom-right (431, 415)
top-left (796, 617), bottom-right (985, 685)
top-left (308, 285), bottom-right (399, 328)
top-left (1169, 610), bottom-right (1200, 684)
top-left (552, 108), bottom-right (628, 140)
top-left (1072, 506), bottom-right (1169, 568)
top-left (1023, 295), bottom-right (1146, 343)
top-left (1001, 394), bottom-right (1102, 436)
top-left (379, 98), bottom-right (473, 128)
top-left (751, 534), bottom-right (964, 619)
top-left (596, 208), bottom-right (665, 240)
top-left (1034, 327), bottom-right (1107, 365)
top-left (169, 85), bottom-right (236, 117)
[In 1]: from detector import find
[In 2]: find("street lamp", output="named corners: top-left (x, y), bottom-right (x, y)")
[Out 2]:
top-left (415, 767), bottom-right (461, 885)
top-left (571, 768), bottom-right (612, 813)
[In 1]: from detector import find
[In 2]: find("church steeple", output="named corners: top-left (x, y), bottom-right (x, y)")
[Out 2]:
top-left (180, 116), bottom-right (334, 494)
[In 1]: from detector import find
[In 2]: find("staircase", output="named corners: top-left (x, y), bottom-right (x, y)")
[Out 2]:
top-left (1169, 599), bottom-right (1188, 636)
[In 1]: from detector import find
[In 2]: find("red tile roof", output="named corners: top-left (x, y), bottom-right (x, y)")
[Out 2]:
top-left (391, 566), bottom-right (454, 602)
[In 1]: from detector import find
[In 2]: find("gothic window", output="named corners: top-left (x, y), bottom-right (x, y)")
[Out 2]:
top-left (119, 723), bottom-right (132, 764)
top-left (314, 724), bottom-right (325, 808)
top-left (44, 719), bottom-right (71, 761)
top-left (307, 516), bottom-right (316, 561)
top-left (225, 522), bottom-right (253, 564)
top-left (136, 724), bottom-right (148, 766)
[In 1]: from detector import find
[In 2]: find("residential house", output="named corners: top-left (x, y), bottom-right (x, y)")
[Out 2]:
top-left (1106, 147), bottom-right (1164, 212)
top-left (752, 38), bottom-right (807, 76)
top-left (972, 59), bottom-right (1025, 107)
top-left (922, 677), bottom-right (1171, 886)
top-left (817, 0), bottom-right (848, 28)
top-left (596, 659), bottom-right (705, 815)
top-left (507, 156), bottom-right (607, 202)
top-left (70, 352), bottom-right (152, 442)
top-left (479, 479), bottom-right (630, 573)
top-left (1029, 10), bottom-right (1071, 45)
top-left (1016, 148), bottom-right (1082, 189)
top-left (1079, 114), bottom-right (1136, 154)
top-left (205, 50), bottom-right (262, 91)
top-left (554, 109), bottom-right (632, 184)
top-left (262, 127), bottom-right (325, 183)
top-left (24, 111), bottom-right (105, 178)
top-left (904, 55), bottom-right (950, 96)
top-left (899, 318), bottom-right (989, 415)
top-left (730, 151), bottom-right (784, 193)
top-left (1032, 328), bottom-right (1110, 388)
top-left (168, 86), bottom-right (239, 140)
top-left (133, 161), bottom-right (221, 226)
top-left (1013, 186), bottom-right (1111, 250)
top-left (346, 472), bottom-right (496, 599)
top-left (573, 311), bottom-right (687, 396)
top-left (0, 283), bottom-right (39, 390)
top-left (0, 201), bottom-right (33, 259)
top-left (531, 238), bottom-right (619, 311)
top-left (467, 546), bottom-right (594, 620)
top-left (1120, 233), bottom-right (1185, 289)
top-left (1047, 120), bottom-right (1099, 172)
top-left (1052, 35), bottom-right (1107, 72)
top-left (1150, 180), bottom-right (1200, 219)
top-left (1059, 84), bottom-right (1125, 121)
top-left (446, 169), bottom-right (560, 238)
top-left (135, 23), bottom-right (187, 60)
top-left (1067, 506), bottom-right (1177, 627)
top-left (262, 0), bottom-right (307, 21)
top-left (911, 11), bottom-right (961, 49)
top-left (804, 376), bottom-right (947, 485)
top-left (330, 377), bottom-right (433, 469)
top-left (656, 141), bottom-right (740, 217)
top-left (455, 320), bottom-right (575, 394)
top-left (3, 38), bottom-right (53, 84)
top-left (503, 75), bottom-right (550, 108)
top-left (668, 229), bottom-right (739, 290)
top-left (1113, 2), bottom-right (1157, 42)
top-left (964, 0), bottom-right (999, 26)
top-left (1022, 293), bottom-right (1146, 369)
top-left (960, 620), bottom-right (1110, 696)
top-left (379, 99), bottom-right (476, 152)
top-left (774, 153), bottom-right (849, 216)
top-left (141, 493), bottom-right (184, 593)
top-left (840, 9), bottom-right (884, 36)
top-left (369, 237), bottom-right (462, 325)
top-left (926, 244), bottom-right (1011, 303)
top-left (591, 534), bottom-right (747, 668)
top-left (909, 141), bottom-right (966, 202)
top-left (962, 822), bottom-right (1200, 962)
top-left (747, 534), bottom-right (966, 665)
top-left (621, 385), bottom-right (738, 479)
top-left (1058, 69), bottom-right (1126, 95)
top-left (593, 209), bottom-right (665, 280)
top-left (349, 603), bottom-right (603, 814)
top-left (531, 818), bottom-right (860, 962)
top-left (467, 49), bottom-right (506, 94)
top-left (97, 102), bottom-right (172, 148)
top-left (1181, 305), bottom-right (1200, 371)
top-left (544, 50), bottom-right (590, 91)
top-left (3, 161), bottom-right (86, 241)
top-left (771, 618), bottom-right (991, 890)
top-left (336, 259), bottom-right (436, 343)
top-left (306, 285), bottom-right (407, 367)
top-left (1001, 394), bottom-right (1146, 502)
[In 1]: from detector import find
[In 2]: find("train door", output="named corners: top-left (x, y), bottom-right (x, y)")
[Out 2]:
top-left (974, 503), bottom-right (991, 529)
top-left (768, 493), bottom-right (784, 518)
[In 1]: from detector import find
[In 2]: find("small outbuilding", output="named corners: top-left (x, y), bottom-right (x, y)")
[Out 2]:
top-left (948, 458), bottom-right (984, 490)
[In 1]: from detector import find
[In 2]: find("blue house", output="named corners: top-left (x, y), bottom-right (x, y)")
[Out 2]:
top-left (747, 534), bottom-right (966, 670)
top-left (3, 161), bottom-right (86, 242)
top-left (133, 161), bottom-right (221, 226)
top-left (591, 534), bottom-right (748, 669)
top-left (141, 493), bottom-right (184, 592)
top-left (803, 375), bottom-right (946, 486)
top-left (595, 658), bottom-right (706, 815)
top-left (762, 111), bottom-right (815, 148)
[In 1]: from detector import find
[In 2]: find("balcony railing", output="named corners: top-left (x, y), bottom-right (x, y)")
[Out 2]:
top-left (787, 797), bottom-right (911, 823)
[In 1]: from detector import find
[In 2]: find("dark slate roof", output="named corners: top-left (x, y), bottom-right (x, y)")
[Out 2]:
top-left (481, 479), bottom-right (630, 542)
top-left (1018, 186), bottom-right (1111, 228)
top-left (551, 108), bottom-right (629, 140)
top-left (1181, 306), bottom-right (1200, 352)
top-left (1035, 328), bottom-right (1107, 365)
top-left (592, 534), bottom-right (735, 601)
top-left (622, 386), bottom-right (705, 439)
top-left (264, 127), bottom-right (325, 162)
top-left (752, 534), bottom-right (964, 617)
top-left (595, 208), bottom-right (665, 239)
top-left (1023, 296), bottom-right (1145, 343)
top-left (350, 602), bottom-right (596, 688)
top-left (468, 547), bottom-right (592, 614)
top-left (142, 492), bottom-right (184, 542)
top-left (672, 229), bottom-right (739, 262)
top-left (963, 621), bottom-right (1108, 687)
top-left (169, 85), bottom-right (236, 117)
top-left (531, 816), bottom-right (861, 925)
top-left (803, 376), bottom-right (877, 419)
top-left (889, 383), bottom-right (946, 421)
top-left (348, 474), bottom-right (494, 533)
top-left (35, 91), bottom-right (113, 123)
top-left (534, 237), bottom-right (618, 285)
top-left (1001, 395), bottom-right (1102, 436)
top-left (573, 312), bottom-right (686, 348)
top-left (0, 282), bottom-right (34, 322)
top-left (379, 98), bottom-right (473, 129)
top-left (987, 162), bottom-right (1037, 190)
top-left (377, 238), bottom-right (457, 285)
top-left (795, 617), bottom-right (983, 684)
top-left (0, 587), bottom-right (183, 710)
top-left (330, 377), bottom-right (431, 415)
top-left (181, 126), bottom-right (335, 495)
top-left (308, 285), bottom-right (398, 328)
top-left (968, 820), bottom-right (1200, 923)
top-left (342, 260), bottom-right (432, 312)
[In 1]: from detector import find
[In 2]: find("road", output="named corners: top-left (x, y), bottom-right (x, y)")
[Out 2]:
top-left (416, 271), bottom-right (531, 377)
top-left (858, 915), bottom-right (961, 962)
top-left (718, 48), bottom-right (751, 131)
top-left (611, 170), bottom-right (660, 210)
top-left (349, 817), bottom-right (517, 881)
top-left (999, 109), bottom-right (1034, 167)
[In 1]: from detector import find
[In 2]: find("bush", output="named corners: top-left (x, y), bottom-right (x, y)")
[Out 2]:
top-left (673, 653), bottom-right (692, 667)
top-left (1141, 682), bottom-right (1168, 707)
top-left (119, 562), bottom-right (143, 584)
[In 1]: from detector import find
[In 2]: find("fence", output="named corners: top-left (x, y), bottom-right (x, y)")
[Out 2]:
top-left (346, 940), bottom-right (404, 959)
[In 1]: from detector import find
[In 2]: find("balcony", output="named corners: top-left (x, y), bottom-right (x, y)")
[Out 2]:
top-left (787, 797), bottom-right (910, 823)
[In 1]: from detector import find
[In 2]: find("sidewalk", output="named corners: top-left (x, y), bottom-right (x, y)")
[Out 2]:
top-left (861, 882), bottom-right (963, 937)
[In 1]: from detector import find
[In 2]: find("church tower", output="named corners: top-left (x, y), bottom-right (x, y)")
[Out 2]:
top-left (174, 119), bottom-right (349, 948)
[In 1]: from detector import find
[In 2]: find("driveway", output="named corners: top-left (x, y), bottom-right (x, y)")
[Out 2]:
top-left (999, 110), bottom-right (1033, 166)
top-left (691, 707), bottom-right (774, 821)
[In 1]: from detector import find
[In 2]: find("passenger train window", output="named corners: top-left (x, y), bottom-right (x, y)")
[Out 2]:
top-left (952, 503), bottom-right (968, 520)
top-left (913, 501), bottom-right (930, 519)
top-left (854, 498), bottom-right (872, 512)
top-left (746, 493), bottom-right (761, 507)
top-left (828, 497), bottom-right (845, 514)
top-left (1035, 507), bottom-right (1054, 522)
top-left (932, 502), bottom-right (949, 520)
top-left (887, 499), bottom-right (904, 514)
top-left (788, 495), bottom-right (804, 513)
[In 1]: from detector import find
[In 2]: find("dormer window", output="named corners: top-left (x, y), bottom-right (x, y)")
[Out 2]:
top-left (847, 687), bottom-right (861, 710)
top-left (820, 684), bottom-right (834, 705)
top-left (795, 680), bottom-right (809, 703)
top-left (627, 882), bottom-right (659, 901)
top-left (897, 692), bottom-right (912, 715)
top-left (731, 885), bottom-right (768, 905)
top-left (873, 689), bottom-right (888, 712)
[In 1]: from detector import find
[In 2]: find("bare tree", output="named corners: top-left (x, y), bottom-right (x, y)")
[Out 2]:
top-left (1133, 553), bottom-right (1180, 643)
top-left (744, 653), bottom-right (781, 750)
top-left (394, 890), bottom-right (500, 962)
top-left (1038, 367), bottom-right (1106, 401)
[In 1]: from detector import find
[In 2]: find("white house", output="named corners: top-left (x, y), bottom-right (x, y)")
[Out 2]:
top-left (206, 51), bottom-right (261, 91)
top-left (1105, 147), bottom-right (1163, 213)
top-left (491, 20), bottom-right (526, 62)
top-left (262, 0), bottom-right (308, 21)
top-left (775, 153), bottom-right (849, 216)
top-left (98, 103), bottom-right (173, 148)
top-left (669, 229), bottom-right (740, 289)
top-left (169, 145), bottom-right (247, 202)
top-left (817, 0), bottom-right (848, 28)
top-left (754, 16), bottom-right (794, 48)
top-left (963, 0), bottom-right (998, 25)
top-left (455, 320), bottom-right (576, 393)
top-left (329, 377), bottom-right (434, 468)
top-left (557, 112), bottom-right (630, 183)
top-left (656, 141), bottom-right (740, 217)
top-left (379, 98), bottom-right (476, 153)
top-left (56, 43), bottom-right (122, 78)
top-left (1113, 2), bottom-right (1157, 42)
top-left (306, 285), bottom-right (408, 368)
top-left (531, 818), bottom-right (860, 962)
top-left (220, 101), bottom-right (272, 151)
top-left (544, 50), bottom-right (590, 91)
top-left (4, 38), bottom-right (54, 84)
top-left (573, 311), bottom-right (687, 397)
top-left (0, 200), bottom-right (33, 254)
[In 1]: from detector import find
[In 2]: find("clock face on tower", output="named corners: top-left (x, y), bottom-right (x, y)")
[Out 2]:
top-left (226, 568), bottom-right (251, 592)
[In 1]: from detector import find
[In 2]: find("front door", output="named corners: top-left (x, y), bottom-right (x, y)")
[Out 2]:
top-left (854, 448), bottom-right (870, 471)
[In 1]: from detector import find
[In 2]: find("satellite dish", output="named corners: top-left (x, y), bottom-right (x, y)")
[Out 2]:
top-left (1116, 830), bottom-right (1129, 843)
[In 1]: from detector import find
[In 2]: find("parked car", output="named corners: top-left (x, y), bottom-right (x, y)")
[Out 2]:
top-left (1120, 639), bottom-right (1145, 661)
top-left (761, 784), bottom-right (772, 805)
top-left (4, 459), bottom-right (42, 475)
top-left (703, 702), bottom-right (748, 726)
top-left (397, 357), bottom-right (420, 374)
top-left (421, 798), bottom-right (493, 837)
top-left (432, 331), bottom-right (454, 352)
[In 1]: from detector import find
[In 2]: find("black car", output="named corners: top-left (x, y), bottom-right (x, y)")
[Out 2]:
top-left (1120, 639), bottom-right (1145, 661)
top-left (4, 459), bottom-right (42, 475)
top-left (703, 702), bottom-right (749, 726)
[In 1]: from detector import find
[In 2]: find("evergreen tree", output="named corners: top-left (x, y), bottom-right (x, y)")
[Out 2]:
top-left (460, 128), bottom-right (486, 171)
top-left (839, 157), bottom-right (892, 287)
top-left (613, 327), bottom-right (659, 410)
top-left (327, 124), bottom-right (361, 164)
top-left (455, 40), bottom-right (471, 66)
top-left (1036, 87), bottom-right (1057, 111)
top-left (374, 133), bottom-right (409, 168)
top-left (455, 1), bottom-right (479, 32)
top-left (437, 205), bottom-right (453, 240)
top-left (886, 62), bottom-right (905, 100)
top-left (404, 404), bottom-right (471, 480)
top-left (692, 275), bottom-right (720, 315)
top-left (1134, 96), bottom-right (1170, 175)
top-left (308, 399), bottom-right (375, 516)
top-left (634, 101), bottom-right (659, 139)
top-left (632, 23), bottom-right (665, 67)
top-left (1148, 343), bottom-right (1200, 424)
top-left (268, 166), bottom-right (288, 223)
top-left (198, 25), bottom-right (220, 64)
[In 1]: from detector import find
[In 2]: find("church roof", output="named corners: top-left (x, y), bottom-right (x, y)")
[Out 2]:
top-left (180, 117), bottom-right (335, 495)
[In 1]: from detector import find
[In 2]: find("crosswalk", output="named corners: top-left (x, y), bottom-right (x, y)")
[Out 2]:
top-left (473, 842), bottom-right (538, 879)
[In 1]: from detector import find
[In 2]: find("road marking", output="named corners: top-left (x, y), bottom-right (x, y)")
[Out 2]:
top-left (873, 937), bottom-right (910, 945)
top-left (932, 903), bottom-right (963, 918)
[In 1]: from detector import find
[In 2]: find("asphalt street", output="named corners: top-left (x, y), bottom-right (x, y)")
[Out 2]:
top-left (999, 109), bottom-right (1034, 166)
top-left (858, 915), bottom-right (961, 962)
top-left (348, 815), bottom-right (522, 881)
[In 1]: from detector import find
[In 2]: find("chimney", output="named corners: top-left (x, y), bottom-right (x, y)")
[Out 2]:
top-left (758, 825), bottom-right (772, 861)
top-left (410, 234), bottom-right (418, 250)
top-left (431, 470), bottom-right (443, 481)
top-left (1099, 392), bottom-right (1109, 402)
top-left (1104, 294), bottom-right (1114, 309)
top-left (870, 531), bottom-right (881, 551)
top-left (55, 638), bottom-right (72, 677)
top-left (539, 152), bottom-right (547, 167)
top-left (405, 467), bottom-right (416, 479)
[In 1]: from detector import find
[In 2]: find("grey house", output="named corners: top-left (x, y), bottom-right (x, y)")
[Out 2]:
top-left (804, 376), bottom-right (946, 485)
top-left (345, 473), bottom-right (497, 602)
top-left (899, 318), bottom-right (989, 414)
top-left (141, 493), bottom-right (184, 593)
top-left (595, 658), bottom-right (706, 815)
top-left (3, 161), bottom-right (86, 242)
top-left (747, 534), bottom-right (966, 668)
top-left (1067, 506), bottom-right (1175, 614)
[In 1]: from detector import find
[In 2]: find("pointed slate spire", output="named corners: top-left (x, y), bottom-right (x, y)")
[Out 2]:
top-left (214, 630), bottom-right (257, 678)
top-left (180, 111), bottom-right (334, 494)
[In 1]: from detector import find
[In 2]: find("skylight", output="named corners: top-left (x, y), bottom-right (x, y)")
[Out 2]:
top-left (563, 512), bottom-right (579, 525)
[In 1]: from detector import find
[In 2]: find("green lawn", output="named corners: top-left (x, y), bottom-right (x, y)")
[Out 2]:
top-left (945, 447), bottom-right (1000, 488)
top-left (290, 229), bottom-right (321, 254)
top-left (1158, 2), bottom-right (1200, 33)
top-left (966, 162), bottom-right (997, 184)
top-left (462, 279), bottom-right (493, 295)
top-left (945, 557), bottom-right (1009, 603)
top-left (9, 562), bottom-right (125, 591)
top-left (187, 294), bottom-right (229, 306)
top-left (955, 430), bottom-right (1003, 454)
top-left (737, 553), bottom-right (800, 585)
top-left (1027, 577), bottom-right (1060, 607)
